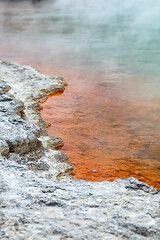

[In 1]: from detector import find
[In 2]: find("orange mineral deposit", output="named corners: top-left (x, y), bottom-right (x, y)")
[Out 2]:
top-left (39, 64), bottom-right (160, 190)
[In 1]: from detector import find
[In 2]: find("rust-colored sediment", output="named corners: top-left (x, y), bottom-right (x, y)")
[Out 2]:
top-left (20, 62), bottom-right (160, 190)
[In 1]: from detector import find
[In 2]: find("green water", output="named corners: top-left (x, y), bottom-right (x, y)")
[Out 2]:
top-left (0, 0), bottom-right (160, 79)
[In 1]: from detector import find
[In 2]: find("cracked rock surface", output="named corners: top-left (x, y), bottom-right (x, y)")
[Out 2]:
top-left (0, 158), bottom-right (159, 240)
top-left (0, 60), bottom-right (159, 239)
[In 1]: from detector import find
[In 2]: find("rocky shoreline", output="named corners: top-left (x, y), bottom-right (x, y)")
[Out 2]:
top-left (0, 60), bottom-right (159, 239)
top-left (0, 60), bottom-right (74, 181)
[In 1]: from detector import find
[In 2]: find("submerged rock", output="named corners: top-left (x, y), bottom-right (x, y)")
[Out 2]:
top-left (0, 60), bottom-right (159, 239)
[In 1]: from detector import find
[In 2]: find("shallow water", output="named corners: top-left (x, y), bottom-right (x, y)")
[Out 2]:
top-left (0, 0), bottom-right (160, 189)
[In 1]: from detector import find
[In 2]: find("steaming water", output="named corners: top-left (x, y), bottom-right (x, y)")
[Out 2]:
top-left (0, 0), bottom-right (160, 188)
top-left (0, 0), bottom-right (160, 78)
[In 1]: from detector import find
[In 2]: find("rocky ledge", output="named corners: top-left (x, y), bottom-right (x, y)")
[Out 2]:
top-left (0, 60), bottom-right (159, 239)
top-left (0, 60), bottom-right (74, 180)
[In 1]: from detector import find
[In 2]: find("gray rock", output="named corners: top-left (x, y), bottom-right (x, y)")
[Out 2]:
top-left (0, 92), bottom-right (24, 116)
top-left (0, 157), bottom-right (159, 240)
top-left (53, 151), bottom-right (69, 162)
top-left (39, 136), bottom-right (64, 149)
top-left (27, 161), bottom-right (50, 171)
top-left (0, 60), bottom-right (73, 179)
top-left (0, 59), bottom-right (64, 131)
top-left (0, 110), bottom-right (41, 154)
top-left (0, 140), bottom-right (9, 156)
top-left (0, 80), bottom-right (10, 93)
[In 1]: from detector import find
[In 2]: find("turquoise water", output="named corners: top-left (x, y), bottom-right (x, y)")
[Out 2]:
top-left (0, 0), bottom-right (160, 79)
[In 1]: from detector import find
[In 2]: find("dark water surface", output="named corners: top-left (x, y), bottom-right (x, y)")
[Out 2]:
top-left (0, 0), bottom-right (160, 189)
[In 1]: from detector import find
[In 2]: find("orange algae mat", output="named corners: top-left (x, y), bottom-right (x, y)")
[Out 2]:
top-left (38, 65), bottom-right (160, 190)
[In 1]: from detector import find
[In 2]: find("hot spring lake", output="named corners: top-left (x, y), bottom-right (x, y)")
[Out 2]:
top-left (0, 0), bottom-right (160, 189)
